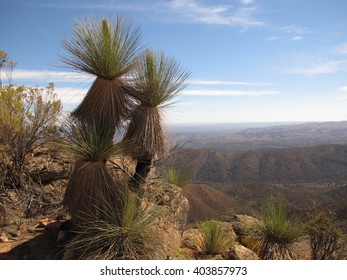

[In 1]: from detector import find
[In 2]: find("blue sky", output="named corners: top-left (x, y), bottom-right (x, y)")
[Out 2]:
top-left (2, 0), bottom-right (347, 124)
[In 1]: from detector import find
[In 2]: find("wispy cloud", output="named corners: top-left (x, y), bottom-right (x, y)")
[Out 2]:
top-left (188, 79), bottom-right (273, 86)
top-left (289, 59), bottom-right (347, 75)
top-left (183, 89), bottom-right (279, 96)
top-left (55, 87), bottom-right (87, 104)
top-left (33, 0), bottom-right (264, 28)
top-left (267, 24), bottom-right (310, 42)
top-left (240, 0), bottom-right (255, 5)
top-left (338, 86), bottom-right (347, 92)
top-left (278, 24), bottom-right (311, 35)
top-left (167, 0), bottom-right (264, 27)
top-left (337, 42), bottom-right (347, 55)
top-left (290, 36), bottom-right (303, 41)
top-left (12, 69), bottom-right (93, 83)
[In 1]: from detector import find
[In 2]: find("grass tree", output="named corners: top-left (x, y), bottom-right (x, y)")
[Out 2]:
top-left (65, 189), bottom-right (160, 259)
top-left (198, 220), bottom-right (233, 255)
top-left (124, 50), bottom-right (189, 187)
top-left (243, 199), bottom-right (304, 260)
top-left (60, 118), bottom-right (126, 223)
top-left (61, 16), bottom-right (142, 135)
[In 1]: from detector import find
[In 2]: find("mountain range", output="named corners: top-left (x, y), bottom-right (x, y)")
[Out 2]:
top-left (164, 121), bottom-right (347, 225)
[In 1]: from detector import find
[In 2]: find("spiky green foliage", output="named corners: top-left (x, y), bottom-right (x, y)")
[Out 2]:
top-left (61, 17), bottom-right (141, 79)
top-left (61, 17), bottom-right (142, 132)
top-left (198, 220), bottom-right (233, 255)
top-left (243, 199), bottom-right (304, 260)
top-left (59, 118), bottom-right (124, 161)
top-left (124, 49), bottom-right (190, 158)
top-left (65, 191), bottom-right (160, 259)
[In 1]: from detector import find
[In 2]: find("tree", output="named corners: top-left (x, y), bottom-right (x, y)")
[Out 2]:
top-left (0, 50), bottom-right (17, 86)
top-left (0, 83), bottom-right (62, 187)
top-left (123, 50), bottom-right (189, 187)
top-left (60, 16), bottom-right (142, 135)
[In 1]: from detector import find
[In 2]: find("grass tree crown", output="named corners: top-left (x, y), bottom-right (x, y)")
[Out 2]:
top-left (124, 50), bottom-right (190, 157)
top-left (61, 16), bottom-right (142, 80)
top-left (134, 49), bottom-right (190, 108)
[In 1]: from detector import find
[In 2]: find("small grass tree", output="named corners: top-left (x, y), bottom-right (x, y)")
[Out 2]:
top-left (123, 50), bottom-right (189, 188)
top-left (243, 199), bottom-right (304, 260)
top-left (65, 189), bottom-right (160, 259)
top-left (197, 220), bottom-right (233, 255)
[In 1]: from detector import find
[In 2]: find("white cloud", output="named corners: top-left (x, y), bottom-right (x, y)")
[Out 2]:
top-left (289, 60), bottom-right (347, 75)
top-left (183, 89), bottom-right (279, 96)
top-left (54, 87), bottom-right (87, 104)
top-left (290, 36), bottom-right (303, 41)
top-left (12, 69), bottom-right (93, 83)
top-left (188, 79), bottom-right (273, 86)
top-left (168, 0), bottom-right (264, 27)
top-left (241, 0), bottom-right (254, 5)
top-left (338, 86), bottom-right (347, 92)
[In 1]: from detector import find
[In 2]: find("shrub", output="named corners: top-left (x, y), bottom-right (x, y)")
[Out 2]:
top-left (0, 83), bottom-right (62, 187)
top-left (243, 199), bottom-right (304, 260)
top-left (306, 211), bottom-right (345, 260)
top-left (198, 220), bottom-right (233, 255)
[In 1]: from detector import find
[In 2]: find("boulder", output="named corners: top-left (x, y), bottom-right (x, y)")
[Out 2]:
top-left (140, 182), bottom-right (189, 259)
top-left (227, 214), bottom-right (258, 236)
top-left (182, 228), bottom-right (203, 251)
top-left (224, 244), bottom-right (259, 260)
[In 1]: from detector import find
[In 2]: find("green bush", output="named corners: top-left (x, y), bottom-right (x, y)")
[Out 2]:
top-left (306, 211), bottom-right (345, 260)
top-left (0, 83), bottom-right (62, 187)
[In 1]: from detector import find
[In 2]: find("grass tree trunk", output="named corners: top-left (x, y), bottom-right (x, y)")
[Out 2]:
top-left (130, 153), bottom-right (153, 189)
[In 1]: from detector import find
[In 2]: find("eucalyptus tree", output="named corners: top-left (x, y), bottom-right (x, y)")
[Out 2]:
top-left (61, 16), bottom-right (142, 135)
top-left (123, 50), bottom-right (190, 187)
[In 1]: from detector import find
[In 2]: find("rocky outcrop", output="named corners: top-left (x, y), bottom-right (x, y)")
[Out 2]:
top-left (140, 182), bottom-right (189, 259)
top-left (26, 146), bottom-right (72, 183)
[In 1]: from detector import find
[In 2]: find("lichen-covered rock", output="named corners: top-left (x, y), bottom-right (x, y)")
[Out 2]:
top-left (228, 214), bottom-right (258, 236)
top-left (181, 228), bottom-right (203, 251)
top-left (140, 182), bottom-right (189, 259)
top-left (224, 244), bottom-right (259, 260)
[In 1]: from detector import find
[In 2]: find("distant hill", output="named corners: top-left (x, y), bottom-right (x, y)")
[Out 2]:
top-left (171, 144), bottom-right (347, 184)
top-left (182, 184), bottom-right (234, 223)
top-left (172, 121), bottom-right (347, 152)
